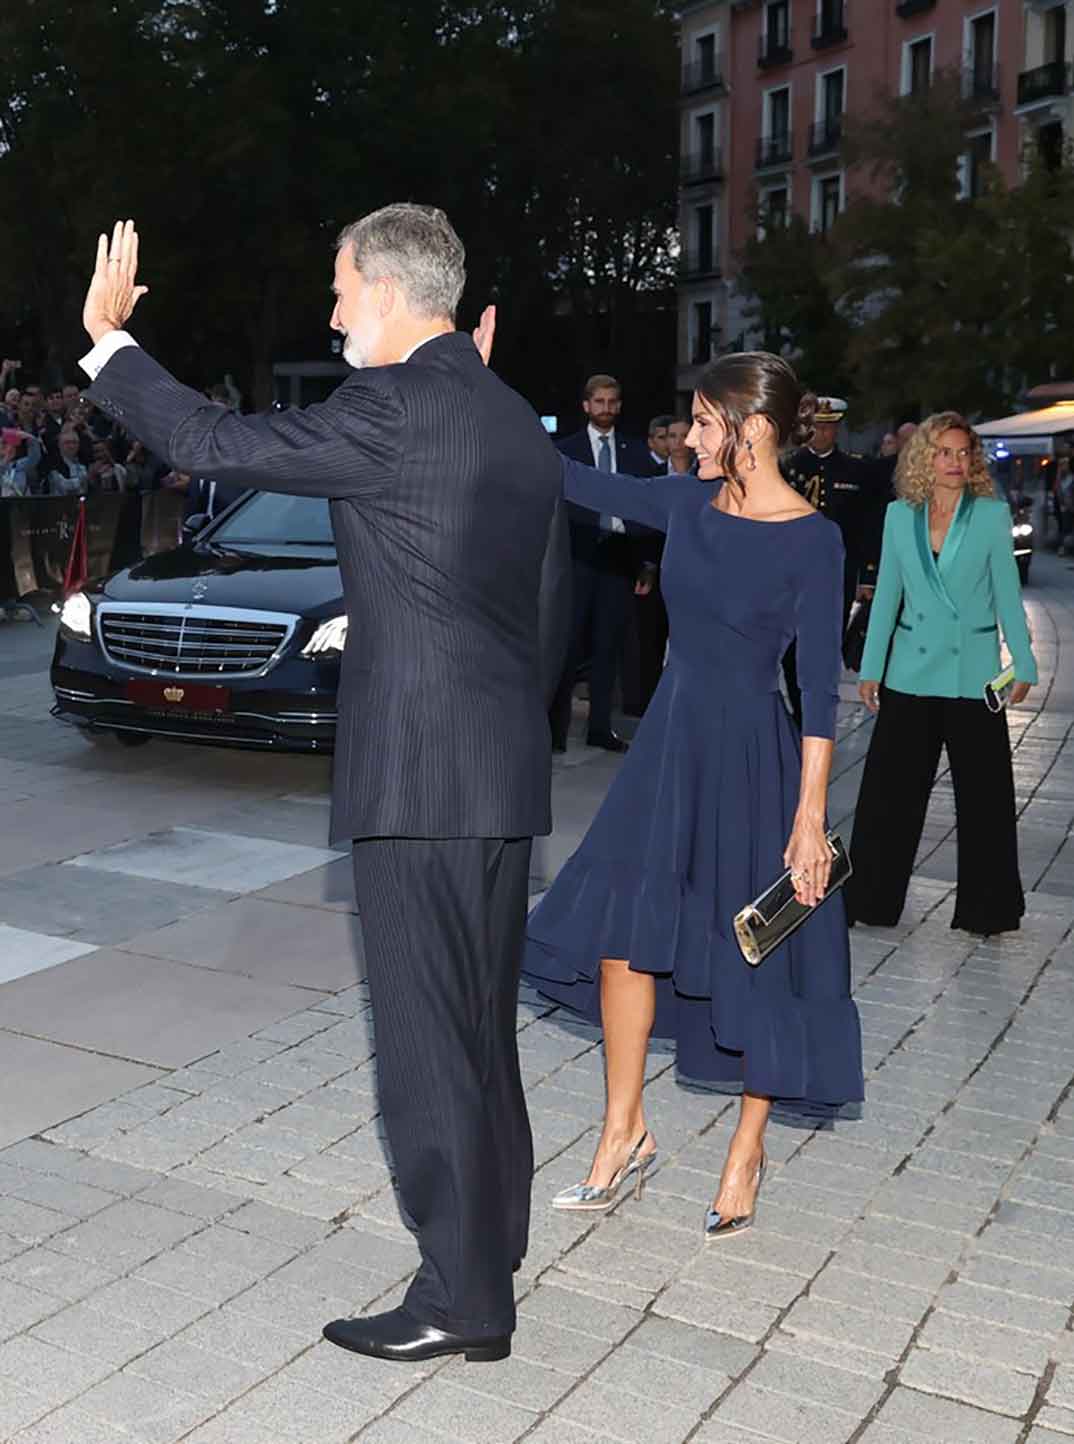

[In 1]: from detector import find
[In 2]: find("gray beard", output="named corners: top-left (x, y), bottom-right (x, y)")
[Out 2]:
top-left (343, 337), bottom-right (370, 369)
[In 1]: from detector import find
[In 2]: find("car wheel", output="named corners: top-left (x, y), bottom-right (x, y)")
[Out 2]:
top-left (1018, 558), bottom-right (1031, 585)
top-left (84, 729), bottom-right (153, 749)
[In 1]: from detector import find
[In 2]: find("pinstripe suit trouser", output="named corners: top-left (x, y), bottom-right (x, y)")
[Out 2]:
top-left (351, 837), bottom-right (534, 1335)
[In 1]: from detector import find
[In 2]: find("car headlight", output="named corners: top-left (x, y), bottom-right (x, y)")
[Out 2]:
top-left (302, 614), bottom-right (348, 657)
top-left (58, 591), bottom-right (93, 640)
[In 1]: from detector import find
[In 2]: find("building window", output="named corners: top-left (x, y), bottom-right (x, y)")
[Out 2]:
top-left (766, 0), bottom-right (790, 52)
top-left (1038, 120), bottom-right (1064, 171)
top-left (767, 86), bottom-right (791, 141)
top-left (821, 68), bottom-right (845, 122)
top-left (762, 185), bottom-right (790, 234)
top-left (962, 129), bottom-right (994, 198)
top-left (692, 301), bottom-right (715, 365)
top-left (1046, 3), bottom-right (1067, 66)
top-left (696, 111), bottom-right (717, 167)
top-left (696, 32), bottom-right (717, 84)
top-left (904, 36), bottom-right (933, 95)
top-left (966, 11), bottom-right (998, 99)
top-left (815, 174), bottom-right (843, 233)
top-left (695, 204), bottom-right (715, 271)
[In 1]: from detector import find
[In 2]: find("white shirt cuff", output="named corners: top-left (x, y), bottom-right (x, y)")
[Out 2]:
top-left (78, 331), bottom-right (138, 381)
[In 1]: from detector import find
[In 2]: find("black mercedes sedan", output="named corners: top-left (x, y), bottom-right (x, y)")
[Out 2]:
top-left (51, 491), bottom-right (345, 751)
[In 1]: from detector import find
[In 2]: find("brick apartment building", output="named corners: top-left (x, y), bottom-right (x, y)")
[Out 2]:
top-left (676, 0), bottom-right (1074, 408)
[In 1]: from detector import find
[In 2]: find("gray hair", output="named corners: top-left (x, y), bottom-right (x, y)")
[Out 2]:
top-left (336, 204), bottom-right (466, 321)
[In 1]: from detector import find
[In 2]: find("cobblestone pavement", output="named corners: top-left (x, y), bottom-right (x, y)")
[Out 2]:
top-left (0, 555), bottom-right (1073, 1442)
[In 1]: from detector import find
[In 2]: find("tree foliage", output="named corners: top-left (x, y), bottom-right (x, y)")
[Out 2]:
top-left (0, 1), bottom-right (679, 419)
top-left (736, 71), bottom-right (1074, 423)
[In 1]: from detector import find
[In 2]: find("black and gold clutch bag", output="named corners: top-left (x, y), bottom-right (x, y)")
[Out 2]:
top-left (733, 832), bottom-right (852, 967)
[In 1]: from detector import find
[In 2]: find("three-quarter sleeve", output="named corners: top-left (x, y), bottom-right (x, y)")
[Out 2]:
top-left (989, 504), bottom-right (1038, 684)
top-left (560, 455), bottom-right (696, 533)
top-left (795, 520), bottom-right (845, 739)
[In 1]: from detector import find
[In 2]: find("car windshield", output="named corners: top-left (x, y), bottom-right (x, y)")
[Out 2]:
top-left (210, 492), bottom-right (333, 546)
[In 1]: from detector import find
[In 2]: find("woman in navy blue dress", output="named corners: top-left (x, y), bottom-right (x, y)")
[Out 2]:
top-left (524, 353), bottom-right (863, 1237)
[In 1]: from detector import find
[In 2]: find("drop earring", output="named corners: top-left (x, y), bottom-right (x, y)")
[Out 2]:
top-left (746, 439), bottom-right (757, 472)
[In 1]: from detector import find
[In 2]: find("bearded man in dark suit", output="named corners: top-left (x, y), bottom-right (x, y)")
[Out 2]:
top-left (80, 213), bottom-right (569, 1366)
top-left (551, 374), bottom-right (659, 752)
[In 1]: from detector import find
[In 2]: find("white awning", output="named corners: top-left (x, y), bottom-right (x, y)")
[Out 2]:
top-left (977, 402), bottom-right (1074, 441)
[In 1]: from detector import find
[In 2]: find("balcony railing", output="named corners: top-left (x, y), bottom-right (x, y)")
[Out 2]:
top-left (812, 3), bottom-right (848, 49)
top-left (680, 148), bottom-right (725, 185)
top-left (681, 58), bottom-right (726, 95)
top-left (964, 62), bottom-right (1001, 103)
top-left (758, 35), bottom-right (793, 69)
top-left (756, 132), bottom-right (793, 168)
top-left (895, 0), bottom-right (935, 16)
top-left (678, 250), bottom-right (722, 281)
top-left (808, 116), bottom-right (843, 157)
top-left (1017, 60), bottom-right (1072, 107)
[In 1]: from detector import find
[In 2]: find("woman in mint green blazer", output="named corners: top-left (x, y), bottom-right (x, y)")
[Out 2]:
top-left (847, 413), bottom-right (1036, 935)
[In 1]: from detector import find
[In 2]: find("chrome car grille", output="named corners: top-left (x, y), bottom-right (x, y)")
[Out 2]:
top-left (97, 603), bottom-right (298, 678)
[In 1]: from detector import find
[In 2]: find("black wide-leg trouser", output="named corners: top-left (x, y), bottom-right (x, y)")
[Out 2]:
top-left (847, 686), bottom-right (1024, 934)
top-left (351, 837), bottom-right (534, 1337)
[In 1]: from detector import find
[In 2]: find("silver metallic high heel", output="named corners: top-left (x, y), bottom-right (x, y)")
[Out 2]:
top-left (704, 1154), bottom-right (767, 1241)
top-left (552, 1131), bottom-right (656, 1212)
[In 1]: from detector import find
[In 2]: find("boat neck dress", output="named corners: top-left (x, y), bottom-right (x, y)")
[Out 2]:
top-left (524, 463), bottom-right (864, 1107)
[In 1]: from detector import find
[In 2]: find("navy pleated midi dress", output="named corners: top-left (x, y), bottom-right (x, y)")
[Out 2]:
top-left (524, 462), bottom-right (864, 1107)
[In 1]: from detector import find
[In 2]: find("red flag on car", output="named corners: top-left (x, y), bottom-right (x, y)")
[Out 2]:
top-left (62, 498), bottom-right (88, 598)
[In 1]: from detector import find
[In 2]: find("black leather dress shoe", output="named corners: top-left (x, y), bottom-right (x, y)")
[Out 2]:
top-left (323, 1306), bottom-right (510, 1364)
top-left (587, 730), bottom-right (629, 753)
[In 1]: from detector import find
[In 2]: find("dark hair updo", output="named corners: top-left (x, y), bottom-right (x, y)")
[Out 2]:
top-left (696, 352), bottom-right (816, 487)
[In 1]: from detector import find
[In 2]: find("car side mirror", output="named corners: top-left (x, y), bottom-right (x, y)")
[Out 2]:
top-left (182, 512), bottom-right (210, 541)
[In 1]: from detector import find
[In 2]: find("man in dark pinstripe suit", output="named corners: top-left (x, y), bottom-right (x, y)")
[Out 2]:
top-left (81, 213), bottom-right (570, 1366)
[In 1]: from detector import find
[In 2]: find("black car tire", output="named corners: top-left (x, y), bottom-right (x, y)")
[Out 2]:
top-left (83, 729), bottom-right (153, 749)
top-left (1018, 557), bottom-right (1031, 585)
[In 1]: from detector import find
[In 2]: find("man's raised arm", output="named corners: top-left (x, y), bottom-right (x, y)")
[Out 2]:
top-left (81, 220), bottom-right (402, 500)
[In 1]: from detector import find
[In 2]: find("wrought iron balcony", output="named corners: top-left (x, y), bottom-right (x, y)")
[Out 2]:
top-left (681, 58), bottom-right (727, 96)
top-left (678, 249), bottom-right (722, 282)
top-left (812, 2), bottom-right (848, 49)
top-left (964, 62), bottom-right (1001, 104)
top-left (680, 148), bottom-right (725, 185)
top-left (808, 117), bottom-right (844, 157)
top-left (895, 0), bottom-right (935, 16)
top-left (758, 35), bottom-right (793, 69)
top-left (1017, 60), bottom-right (1072, 108)
top-left (756, 132), bottom-right (793, 168)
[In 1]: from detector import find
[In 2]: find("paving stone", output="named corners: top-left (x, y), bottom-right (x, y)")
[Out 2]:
top-left (876, 1382), bottom-right (1025, 1441)
top-left (588, 1341), bottom-right (728, 1413)
top-left (0, 1333), bottom-right (115, 1406)
top-left (711, 1379), bottom-right (860, 1444)
top-left (746, 1348), bottom-right (885, 1416)
top-left (174, 1308), bottom-right (308, 1373)
top-left (780, 1296), bottom-right (917, 1360)
top-left (898, 1345), bottom-right (1040, 1417)
top-left (30, 1300), bottom-right (168, 1368)
top-left (125, 1338), bottom-right (264, 1407)
top-left (9, 1404), bottom-right (134, 1443)
top-left (808, 1264), bottom-right (933, 1323)
top-left (937, 1277), bottom-right (1069, 1334)
top-left (75, 1371), bottom-right (216, 1442)
top-left (554, 1375), bottom-right (707, 1443)
top-left (916, 1307), bottom-right (1054, 1375)
top-left (0, 1246), bottom-right (115, 1303)
top-left (654, 1280), bottom-right (779, 1342)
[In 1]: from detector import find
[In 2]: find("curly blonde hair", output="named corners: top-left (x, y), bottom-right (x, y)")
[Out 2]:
top-left (895, 412), bottom-right (996, 508)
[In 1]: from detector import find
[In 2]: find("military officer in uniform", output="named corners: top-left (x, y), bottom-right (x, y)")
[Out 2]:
top-left (780, 396), bottom-right (886, 728)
